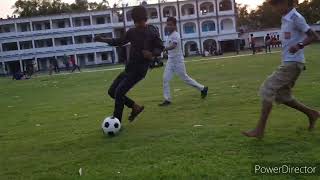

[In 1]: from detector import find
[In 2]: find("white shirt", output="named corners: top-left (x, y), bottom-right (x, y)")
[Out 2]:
top-left (281, 8), bottom-right (310, 63)
top-left (165, 31), bottom-right (183, 60)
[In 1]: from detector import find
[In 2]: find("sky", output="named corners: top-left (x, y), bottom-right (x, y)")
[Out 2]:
top-left (0, 0), bottom-right (264, 18)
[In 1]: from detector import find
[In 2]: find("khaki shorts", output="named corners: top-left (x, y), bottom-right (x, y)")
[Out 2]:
top-left (260, 62), bottom-right (305, 104)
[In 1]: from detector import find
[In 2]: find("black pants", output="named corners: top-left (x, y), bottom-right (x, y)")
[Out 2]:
top-left (108, 71), bottom-right (144, 122)
top-left (72, 64), bottom-right (81, 72)
top-left (265, 45), bottom-right (271, 53)
top-left (54, 65), bottom-right (60, 73)
top-left (252, 44), bottom-right (256, 54)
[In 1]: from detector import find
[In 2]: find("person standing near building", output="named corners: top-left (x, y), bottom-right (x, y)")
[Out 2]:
top-left (265, 34), bottom-right (271, 53)
top-left (52, 57), bottom-right (60, 73)
top-left (70, 55), bottom-right (81, 73)
top-left (250, 34), bottom-right (256, 55)
top-left (63, 54), bottom-right (70, 71)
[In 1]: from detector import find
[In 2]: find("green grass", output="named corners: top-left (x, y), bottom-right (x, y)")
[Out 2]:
top-left (1, 44), bottom-right (320, 180)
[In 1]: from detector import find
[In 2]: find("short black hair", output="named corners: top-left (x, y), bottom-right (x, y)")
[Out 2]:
top-left (269, 0), bottom-right (297, 7)
top-left (267, 33), bottom-right (269, 35)
top-left (250, 34), bottom-right (253, 36)
top-left (167, 16), bottom-right (177, 26)
top-left (131, 6), bottom-right (148, 23)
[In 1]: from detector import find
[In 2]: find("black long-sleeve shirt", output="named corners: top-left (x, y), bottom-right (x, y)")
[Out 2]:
top-left (108, 25), bottom-right (164, 77)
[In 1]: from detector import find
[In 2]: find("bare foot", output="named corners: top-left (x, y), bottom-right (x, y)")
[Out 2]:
top-left (308, 111), bottom-right (320, 131)
top-left (242, 129), bottom-right (264, 139)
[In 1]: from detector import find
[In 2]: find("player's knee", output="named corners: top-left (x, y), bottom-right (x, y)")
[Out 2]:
top-left (114, 88), bottom-right (125, 100)
top-left (108, 88), bottom-right (115, 98)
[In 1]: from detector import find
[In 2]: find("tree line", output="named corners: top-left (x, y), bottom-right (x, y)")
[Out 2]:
top-left (238, 0), bottom-right (320, 32)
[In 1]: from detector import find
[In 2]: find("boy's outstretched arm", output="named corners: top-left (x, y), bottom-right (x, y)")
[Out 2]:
top-left (94, 33), bottom-right (130, 47)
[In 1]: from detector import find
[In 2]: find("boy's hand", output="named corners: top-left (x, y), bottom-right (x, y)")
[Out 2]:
top-left (289, 44), bottom-right (300, 54)
top-left (142, 50), bottom-right (153, 60)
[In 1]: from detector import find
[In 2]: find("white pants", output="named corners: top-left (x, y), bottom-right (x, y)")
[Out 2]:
top-left (163, 58), bottom-right (204, 101)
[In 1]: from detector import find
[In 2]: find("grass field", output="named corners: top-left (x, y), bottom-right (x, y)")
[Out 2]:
top-left (1, 44), bottom-right (320, 180)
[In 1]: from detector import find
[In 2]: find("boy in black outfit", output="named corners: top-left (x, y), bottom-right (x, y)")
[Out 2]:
top-left (94, 6), bottom-right (164, 122)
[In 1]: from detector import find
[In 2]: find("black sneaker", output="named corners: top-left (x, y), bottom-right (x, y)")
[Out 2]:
top-left (201, 87), bottom-right (208, 99)
top-left (128, 106), bottom-right (144, 122)
top-left (158, 100), bottom-right (171, 107)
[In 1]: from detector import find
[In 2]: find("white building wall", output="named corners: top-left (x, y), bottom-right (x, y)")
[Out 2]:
top-left (0, 0), bottom-right (238, 74)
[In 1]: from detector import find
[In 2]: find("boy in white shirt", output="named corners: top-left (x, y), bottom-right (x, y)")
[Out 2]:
top-left (243, 0), bottom-right (320, 138)
top-left (159, 17), bottom-right (208, 106)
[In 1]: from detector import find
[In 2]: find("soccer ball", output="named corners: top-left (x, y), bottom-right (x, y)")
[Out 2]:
top-left (101, 117), bottom-right (121, 136)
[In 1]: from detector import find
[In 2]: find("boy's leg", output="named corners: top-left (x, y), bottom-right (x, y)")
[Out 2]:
top-left (108, 71), bottom-right (138, 108)
top-left (163, 63), bottom-right (175, 102)
top-left (283, 100), bottom-right (320, 131)
top-left (268, 45), bottom-right (271, 52)
top-left (113, 72), bottom-right (144, 122)
top-left (243, 100), bottom-right (273, 138)
top-left (176, 62), bottom-right (204, 91)
top-left (71, 65), bottom-right (76, 72)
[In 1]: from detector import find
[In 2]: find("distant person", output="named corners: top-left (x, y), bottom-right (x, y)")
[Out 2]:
top-left (26, 63), bottom-right (34, 77)
top-left (63, 54), bottom-right (70, 70)
top-left (52, 57), bottom-right (60, 73)
top-left (277, 34), bottom-right (281, 47)
top-left (271, 35), bottom-right (277, 48)
top-left (70, 55), bottom-right (81, 72)
top-left (49, 60), bottom-right (54, 75)
top-left (250, 34), bottom-right (256, 55)
top-left (265, 34), bottom-right (271, 53)
top-left (12, 71), bottom-right (29, 80)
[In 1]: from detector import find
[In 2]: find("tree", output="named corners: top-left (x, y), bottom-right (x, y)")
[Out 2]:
top-left (298, 0), bottom-right (320, 24)
top-left (13, 0), bottom-right (110, 18)
top-left (89, 0), bottom-right (110, 11)
top-left (236, 0), bottom-right (320, 31)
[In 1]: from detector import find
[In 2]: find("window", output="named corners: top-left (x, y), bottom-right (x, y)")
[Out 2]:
top-left (20, 23), bottom-right (30, 32)
top-left (4, 26), bottom-right (10, 32)
top-left (221, 19), bottom-right (233, 30)
top-left (200, 2), bottom-right (214, 15)
top-left (202, 21), bottom-right (215, 32)
top-left (219, 0), bottom-right (232, 11)
top-left (83, 18), bottom-right (91, 25)
top-left (151, 11), bottom-right (158, 19)
top-left (106, 15), bottom-right (111, 23)
top-left (35, 40), bottom-right (44, 48)
top-left (88, 53), bottom-right (94, 62)
top-left (126, 10), bottom-right (132, 22)
top-left (96, 17), bottom-right (105, 24)
top-left (58, 21), bottom-right (65, 28)
top-left (75, 19), bottom-right (81, 27)
top-left (86, 36), bottom-right (92, 43)
top-left (35, 24), bottom-right (42, 30)
top-left (188, 8), bottom-right (194, 15)
top-left (46, 39), bottom-right (53, 47)
top-left (184, 23), bottom-right (196, 34)
top-left (2, 42), bottom-right (18, 51)
top-left (20, 41), bottom-right (33, 50)
top-left (45, 22), bottom-right (51, 29)
top-left (190, 43), bottom-right (197, 51)
top-left (101, 52), bottom-right (109, 61)
top-left (163, 6), bottom-right (176, 17)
